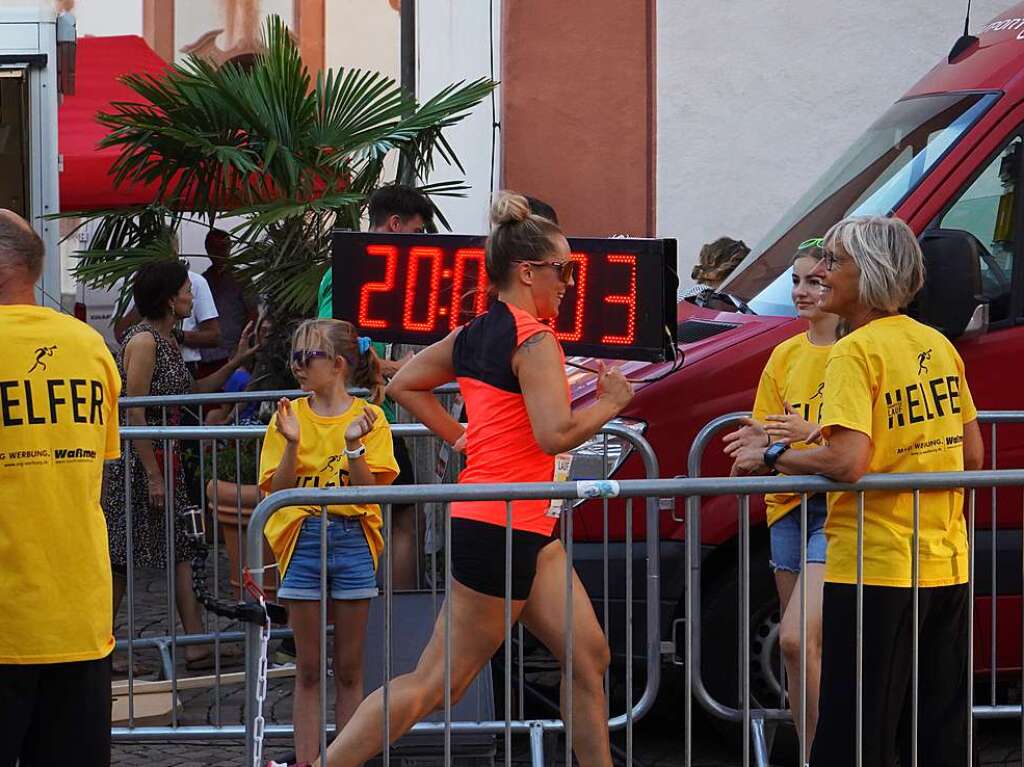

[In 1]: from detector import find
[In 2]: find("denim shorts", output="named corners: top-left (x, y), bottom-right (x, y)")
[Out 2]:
top-left (278, 515), bottom-right (378, 601)
top-left (769, 493), bottom-right (828, 573)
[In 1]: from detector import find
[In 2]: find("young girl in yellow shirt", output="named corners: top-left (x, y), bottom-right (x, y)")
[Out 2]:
top-left (724, 240), bottom-right (839, 759)
top-left (259, 320), bottom-right (398, 764)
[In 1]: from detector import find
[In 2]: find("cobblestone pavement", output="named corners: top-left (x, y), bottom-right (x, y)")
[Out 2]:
top-left (110, 558), bottom-right (1021, 767)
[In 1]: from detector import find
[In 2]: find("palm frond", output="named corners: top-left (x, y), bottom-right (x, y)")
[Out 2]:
top-left (81, 13), bottom-right (495, 322)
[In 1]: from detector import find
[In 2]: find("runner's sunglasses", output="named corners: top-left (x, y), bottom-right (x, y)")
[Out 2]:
top-left (513, 258), bottom-right (578, 283)
top-left (798, 237), bottom-right (825, 249)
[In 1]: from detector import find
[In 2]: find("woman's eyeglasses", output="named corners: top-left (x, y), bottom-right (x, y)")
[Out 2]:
top-left (797, 237), bottom-right (845, 270)
top-left (821, 249), bottom-right (846, 271)
top-left (515, 259), bottom-right (578, 283)
top-left (291, 350), bottom-right (331, 367)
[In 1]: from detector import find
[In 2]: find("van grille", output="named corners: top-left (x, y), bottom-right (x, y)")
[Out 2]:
top-left (676, 319), bottom-right (739, 344)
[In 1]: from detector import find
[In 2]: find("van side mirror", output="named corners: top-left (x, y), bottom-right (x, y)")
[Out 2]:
top-left (910, 228), bottom-right (988, 339)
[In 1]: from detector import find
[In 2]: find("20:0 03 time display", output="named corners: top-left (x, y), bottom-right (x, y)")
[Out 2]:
top-left (331, 233), bottom-right (678, 361)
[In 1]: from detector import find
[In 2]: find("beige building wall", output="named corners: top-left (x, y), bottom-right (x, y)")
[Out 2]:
top-left (325, 0), bottom-right (398, 79)
top-left (658, 0), bottom-right (1018, 285)
top-left (66, 0), bottom-right (143, 36)
top-left (174, 0), bottom-right (293, 65)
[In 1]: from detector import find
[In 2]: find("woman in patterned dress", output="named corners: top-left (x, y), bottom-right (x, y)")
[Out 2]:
top-left (102, 259), bottom-right (257, 669)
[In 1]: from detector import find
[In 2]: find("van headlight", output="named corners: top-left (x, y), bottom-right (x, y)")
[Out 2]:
top-left (567, 418), bottom-right (647, 506)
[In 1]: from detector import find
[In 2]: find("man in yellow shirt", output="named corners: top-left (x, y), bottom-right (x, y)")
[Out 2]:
top-left (732, 216), bottom-right (984, 766)
top-left (0, 210), bottom-right (121, 766)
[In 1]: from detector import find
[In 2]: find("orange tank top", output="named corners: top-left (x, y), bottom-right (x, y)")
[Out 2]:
top-left (451, 300), bottom-right (568, 535)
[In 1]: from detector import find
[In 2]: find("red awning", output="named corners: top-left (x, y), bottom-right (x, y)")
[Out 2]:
top-left (59, 35), bottom-right (170, 211)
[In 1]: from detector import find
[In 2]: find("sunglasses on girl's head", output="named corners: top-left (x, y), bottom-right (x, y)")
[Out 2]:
top-left (798, 237), bottom-right (825, 249)
top-left (291, 350), bottom-right (332, 367)
top-left (514, 258), bottom-right (577, 283)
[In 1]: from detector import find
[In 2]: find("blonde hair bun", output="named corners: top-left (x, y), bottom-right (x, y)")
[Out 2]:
top-left (490, 191), bottom-right (531, 227)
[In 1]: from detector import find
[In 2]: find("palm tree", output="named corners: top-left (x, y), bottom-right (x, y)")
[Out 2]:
top-left (69, 14), bottom-right (495, 382)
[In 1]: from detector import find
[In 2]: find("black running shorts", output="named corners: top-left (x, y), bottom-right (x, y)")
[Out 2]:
top-left (450, 518), bottom-right (557, 600)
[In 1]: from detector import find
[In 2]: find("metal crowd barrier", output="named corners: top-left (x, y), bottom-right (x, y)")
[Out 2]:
top-left (241, 469), bottom-right (1024, 767)
top-left (108, 412), bottom-right (661, 767)
top-left (683, 410), bottom-right (1024, 767)
top-left (107, 390), bottom-right (1024, 766)
top-left (118, 383), bottom-right (460, 410)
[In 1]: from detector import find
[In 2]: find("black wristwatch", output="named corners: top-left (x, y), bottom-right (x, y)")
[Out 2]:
top-left (764, 441), bottom-right (791, 472)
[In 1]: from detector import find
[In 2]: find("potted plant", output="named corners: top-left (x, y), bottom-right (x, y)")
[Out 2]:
top-left (65, 15), bottom-right (495, 389)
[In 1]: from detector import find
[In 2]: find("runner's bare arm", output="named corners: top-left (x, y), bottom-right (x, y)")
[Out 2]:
top-left (514, 332), bottom-right (632, 455)
top-left (386, 330), bottom-right (465, 446)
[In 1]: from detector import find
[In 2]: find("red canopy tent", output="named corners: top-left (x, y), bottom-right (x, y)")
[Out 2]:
top-left (59, 35), bottom-right (170, 211)
top-left (59, 35), bottom-right (344, 212)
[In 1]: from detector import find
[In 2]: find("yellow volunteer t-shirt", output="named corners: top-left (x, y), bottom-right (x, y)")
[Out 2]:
top-left (0, 305), bottom-right (121, 664)
top-left (751, 332), bottom-right (832, 526)
top-left (258, 396), bottom-right (398, 579)
top-left (820, 314), bottom-right (977, 588)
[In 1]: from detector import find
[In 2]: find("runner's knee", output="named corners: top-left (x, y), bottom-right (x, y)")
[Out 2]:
top-left (573, 631), bottom-right (611, 682)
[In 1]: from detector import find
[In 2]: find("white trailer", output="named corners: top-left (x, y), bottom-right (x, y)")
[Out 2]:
top-left (0, 1), bottom-right (71, 309)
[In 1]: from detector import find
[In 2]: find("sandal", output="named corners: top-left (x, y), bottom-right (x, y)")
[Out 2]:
top-left (184, 643), bottom-right (244, 671)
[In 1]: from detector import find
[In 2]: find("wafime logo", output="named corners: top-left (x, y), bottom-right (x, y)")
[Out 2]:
top-left (809, 382), bottom-right (825, 400)
top-left (28, 345), bottom-right (58, 374)
top-left (55, 447), bottom-right (98, 461)
top-left (917, 349), bottom-right (932, 376)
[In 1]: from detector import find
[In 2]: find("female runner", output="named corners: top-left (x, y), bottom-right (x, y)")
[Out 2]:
top-left (312, 191), bottom-right (633, 767)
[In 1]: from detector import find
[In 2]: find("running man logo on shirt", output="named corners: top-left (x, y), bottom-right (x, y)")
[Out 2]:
top-left (298, 452), bottom-right (350, 488)
top-left (28, 345), bottom-right (58, 374)
top-left (321, 453), bottom-right (345, 475)
top-left (917, 348), bottom-right (932, 375)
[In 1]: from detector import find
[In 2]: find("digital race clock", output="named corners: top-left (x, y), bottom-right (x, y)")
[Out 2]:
top-left (331, 232), bottom-right (678, 361)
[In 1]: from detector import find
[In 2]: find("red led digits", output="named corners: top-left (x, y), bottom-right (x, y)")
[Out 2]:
top-left (554, 252), bottom-right (588, 342)
top-left (450, 247), bottom-right (489, 330)
top-left (357, 244), bottom-right (398, 329)
top-left (601, 254), bottom-right (637, 344)
top-left (403, 246), bottom-right (444, 331)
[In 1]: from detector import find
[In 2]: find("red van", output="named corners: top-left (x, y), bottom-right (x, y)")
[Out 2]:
top-left (570, 5), bottom-right (1024, 713)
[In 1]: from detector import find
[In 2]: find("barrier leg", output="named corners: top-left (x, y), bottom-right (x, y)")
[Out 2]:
top-left (505, 502), bottom-right (513, 767)
top-left (967, 488), bottom-right (975, 766)
top-left (751, 717), bottom-right (769, 767)
top-left (739, 495), bottom-right (751, 767)
top-left (320, 507), bottom-right (329, 762)
top-left (384, 503), bottom-right (393, 767)
top-left (529, 721), bottom-right (545, 767)
top-left (856, 491), bottom-right (864, 767)
top-left (564, 506), bottom-right (575, 767)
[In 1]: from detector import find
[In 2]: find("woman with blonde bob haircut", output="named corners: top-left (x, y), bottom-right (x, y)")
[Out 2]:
top-left (731, 215), bottom-right (984, 767)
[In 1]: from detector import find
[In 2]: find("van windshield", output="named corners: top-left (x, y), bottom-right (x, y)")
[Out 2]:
top-left (721, 91), bottom-right (999, 317)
